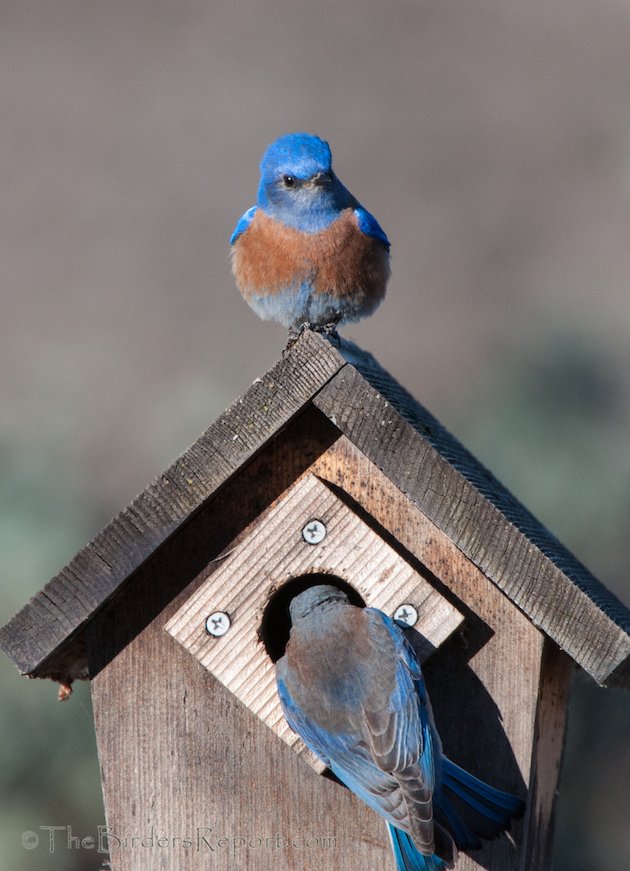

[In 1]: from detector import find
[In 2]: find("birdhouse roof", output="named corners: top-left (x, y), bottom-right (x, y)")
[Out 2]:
top-left (1, 331), bottom-right (628, 688)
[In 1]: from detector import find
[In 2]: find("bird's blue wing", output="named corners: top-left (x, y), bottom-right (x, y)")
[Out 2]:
top-left (276, 611), bottom-right (436, 838)
top-left (279, 667), bottom-right (406, 820)
top-left (277, 656), bottom-right (400, 817)
top-left (276, 670), bottom-right (331, 767)
top-left (354, 206), bottom-right (390, 250)
top-left (363, 609), bottom-right (436, 791)
top-left (230, 205), bottom-right (257, 245)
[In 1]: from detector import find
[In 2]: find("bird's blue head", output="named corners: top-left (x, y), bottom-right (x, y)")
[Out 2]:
top-left (257, 133), bottom-right (354, 232)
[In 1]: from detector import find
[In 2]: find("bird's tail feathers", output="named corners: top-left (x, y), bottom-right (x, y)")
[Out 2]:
top-left (439, 758), bottom-right (525, 849)
top-left (387, 825), bottom-right (450, 871)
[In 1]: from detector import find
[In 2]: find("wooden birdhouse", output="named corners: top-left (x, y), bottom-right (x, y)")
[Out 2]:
top-left (1, 330), bottom-right (628, 871)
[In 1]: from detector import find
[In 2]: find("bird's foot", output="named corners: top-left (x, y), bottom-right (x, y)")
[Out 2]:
top-left (285, 326), bottom-right (306, 353)
top-left (285, 322), bottom-right (314, 352)
top-left (314, 321), bottom-right (341, 346)
top-left (322, 323), bottom-right (341, 344)
top-left (284, 321), bottom-right (340, 353)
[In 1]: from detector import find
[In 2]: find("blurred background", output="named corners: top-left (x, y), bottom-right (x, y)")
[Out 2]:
top-left (2, 1), bottom-right (629, 869)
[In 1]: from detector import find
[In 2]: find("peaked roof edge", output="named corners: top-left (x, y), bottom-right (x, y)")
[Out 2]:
top-left (318, 338), bottom-right (630, 688)
top-left (0, 332), bottom-right (348, 677)
top-left (1, 331), bottom-right (628, 689)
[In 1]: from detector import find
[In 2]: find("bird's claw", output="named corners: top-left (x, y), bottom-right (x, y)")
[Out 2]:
top-left (285, 320), bottom-right (340, 352)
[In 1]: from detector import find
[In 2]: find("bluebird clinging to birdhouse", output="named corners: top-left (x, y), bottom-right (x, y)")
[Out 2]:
top-left (230, 132), bottom-right (390, 336)
top-left (276, 585), bottom-right (524, 871)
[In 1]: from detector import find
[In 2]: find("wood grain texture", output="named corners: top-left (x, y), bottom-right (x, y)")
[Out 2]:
top-left (520, 641), bottom-right (573, 871)
top-left (90, 604), bottom-right (384, 871)
top-left (310, 437), bottom-right (541, 870)
top-left (313, 345), bottom-right (630, 688)
top-left (2, 331), bottom-right (627, 691)
top-left (88, 432), bottom-right (545, 870)
top-left (86, 433), bottom-right (399, 871)
top-left (0, 331), bottom-right (347, 678)
top-left (2, 330), bottom-right (606, 869)
top-left (165, 472), bottom-right (463, 773)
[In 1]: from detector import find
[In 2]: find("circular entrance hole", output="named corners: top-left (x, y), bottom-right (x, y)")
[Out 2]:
top-left (259, 574), bottom-right (365, 662)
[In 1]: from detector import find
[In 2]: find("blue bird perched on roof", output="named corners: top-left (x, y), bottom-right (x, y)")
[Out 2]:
top-left (276, 585), bottom-right (525, 871)
top-left (230, 132), bottom-right (390, 337)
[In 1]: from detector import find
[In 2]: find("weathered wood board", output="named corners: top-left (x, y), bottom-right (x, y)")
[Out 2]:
top-left (88, 427), bottom-right (568, 871)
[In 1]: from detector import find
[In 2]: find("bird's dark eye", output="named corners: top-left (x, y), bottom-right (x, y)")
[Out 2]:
top-left (283, 175), bottom-right (296, 188)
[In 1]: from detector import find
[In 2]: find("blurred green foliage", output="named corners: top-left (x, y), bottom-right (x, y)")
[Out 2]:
top-left (0, 436), bottom-right (106, 870)
top-left (448, 328), bottom-right (630, 871)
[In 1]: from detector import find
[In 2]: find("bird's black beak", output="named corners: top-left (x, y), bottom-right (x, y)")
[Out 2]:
top-left (310, 171), bottom-right (333, 188)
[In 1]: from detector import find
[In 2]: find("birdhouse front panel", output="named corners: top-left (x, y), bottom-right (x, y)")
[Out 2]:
top-left (165, 472), bottom-right (464, 772)
top-left (86, 416), bottom-right (561, 871)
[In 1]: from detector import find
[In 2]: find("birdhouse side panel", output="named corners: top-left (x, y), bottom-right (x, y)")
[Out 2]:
top-left (519, 639), bottom-right (573, 871)
top-left (309, 437), bottom-right (570, 870)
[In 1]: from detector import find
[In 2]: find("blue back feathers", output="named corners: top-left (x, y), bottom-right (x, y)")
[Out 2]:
top-left (275, 585), bottom-right (525, 871)
top-left (355, 205), bottom-right (390, 249)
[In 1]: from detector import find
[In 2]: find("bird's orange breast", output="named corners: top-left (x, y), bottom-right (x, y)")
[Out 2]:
top-left (231, 208), bottom-right (390, 306)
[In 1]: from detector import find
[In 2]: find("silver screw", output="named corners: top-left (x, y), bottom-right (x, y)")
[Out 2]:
top-left (301, 519), bottom-right (327, 545)
top-left (393, 603), bottom-right (418, 627)
top-left (205, 611), bottom-right (231, 637)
